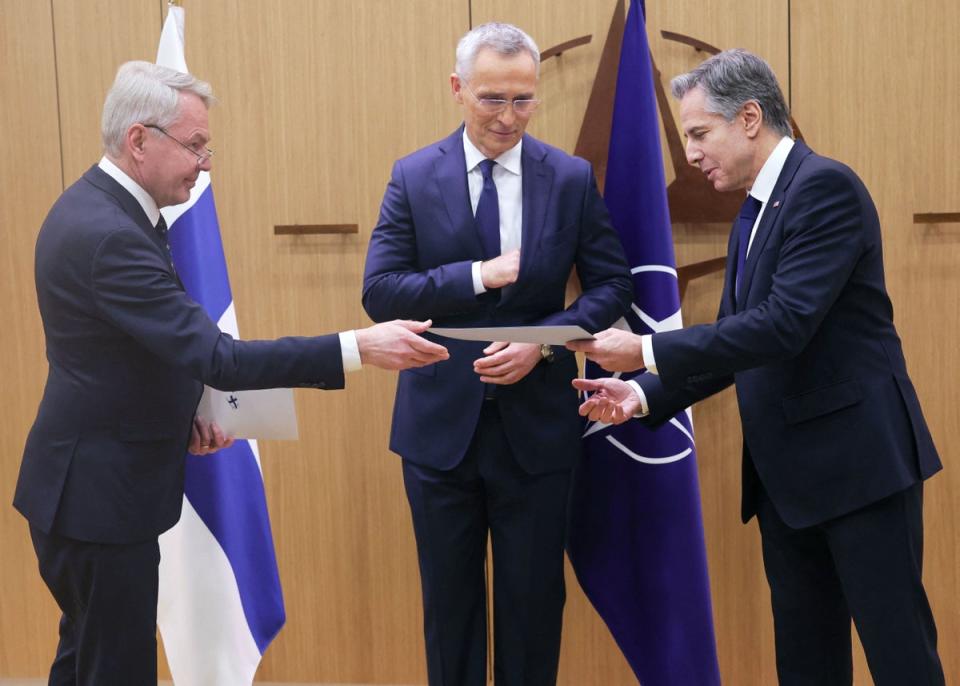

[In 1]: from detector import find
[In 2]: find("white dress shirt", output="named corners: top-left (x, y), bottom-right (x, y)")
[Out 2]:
top-left (97, 157), bottom-right (361, 372)
top-left (629, 136), bottom-right (795, 412)
top-left (463, 131), bottom-right (524, 294)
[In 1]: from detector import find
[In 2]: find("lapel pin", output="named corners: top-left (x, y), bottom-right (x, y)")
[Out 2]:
top-left (772, 200), bottom-right (781, 208)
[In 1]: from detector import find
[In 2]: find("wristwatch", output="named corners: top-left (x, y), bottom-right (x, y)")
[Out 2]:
top-left (539, 343), bottom-right (555, 363)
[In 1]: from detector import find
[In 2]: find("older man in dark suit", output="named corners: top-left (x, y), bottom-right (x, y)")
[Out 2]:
top-left (363, 23), bottom-right (632, 686)
top-left (570, 49), bottom-right (944, 685)
top-left (14, 60), bottom-right (447, 686)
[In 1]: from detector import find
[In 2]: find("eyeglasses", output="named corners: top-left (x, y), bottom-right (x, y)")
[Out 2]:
top-left (461, 80), bottom-right (540, 115)
top-left (144, 124), bottom-right (214, 165)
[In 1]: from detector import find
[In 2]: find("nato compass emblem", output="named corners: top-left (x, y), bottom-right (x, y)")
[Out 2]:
top-left (582, 264), bottom-right (696, 465)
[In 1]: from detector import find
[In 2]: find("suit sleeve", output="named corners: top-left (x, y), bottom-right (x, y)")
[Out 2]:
top-left (91, 227), bottom-right (344, 391)
top-left (632, 370), bottom-right (734, 427)
top-left (536, 165), bottom-right (634, 331)
top-left (362, 160), bottom-right (483, 322)
top-left (651, 167), bottom-right (866, 390)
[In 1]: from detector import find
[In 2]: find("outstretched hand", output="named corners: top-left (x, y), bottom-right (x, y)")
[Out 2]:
top-left (356, 319), bottom-right (449, 370)
top-left (572, 377), bottom-right (642, 425)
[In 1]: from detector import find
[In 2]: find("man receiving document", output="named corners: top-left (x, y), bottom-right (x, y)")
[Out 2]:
top-left (362, 22), bottom-right (631, 686)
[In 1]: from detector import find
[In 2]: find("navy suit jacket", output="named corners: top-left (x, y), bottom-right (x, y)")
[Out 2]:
top-left (636, 141), bottom-right (941, 528)
top-left (363, 129), bottom-right (632, 473)
top-left (15, 166), bottom-right (345, 544)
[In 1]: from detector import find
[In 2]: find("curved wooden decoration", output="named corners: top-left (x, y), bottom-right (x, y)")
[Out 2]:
top-left (540, 35), bottom-right (592, 62)
top-left (660, 30), bottom-right (722, 55)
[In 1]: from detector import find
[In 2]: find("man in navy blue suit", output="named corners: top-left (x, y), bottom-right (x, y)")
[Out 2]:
top-left (14, 61), bottom-right (447, 686)
top-left (570, 50), bottom-right (944, 685)
top-left (362, 23), bottom-right (632, 686)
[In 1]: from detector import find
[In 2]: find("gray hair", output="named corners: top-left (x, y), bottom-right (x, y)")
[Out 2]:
top-left (455, 22), bottom-right (540, 81)
top-left (671, 49), bottom-right (792, 139)
top-left (101, 60), bottom-right (215, 157)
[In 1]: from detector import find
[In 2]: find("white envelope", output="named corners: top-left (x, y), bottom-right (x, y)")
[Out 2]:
top-left (196, 386), bottom-right (299, 441)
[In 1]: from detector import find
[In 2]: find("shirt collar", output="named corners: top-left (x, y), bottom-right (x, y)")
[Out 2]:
top-left (462, 129), bottom-right (523, 176)
top-left (749, 136), bottom-right (794, 204)
top-left (97, 156), bottom-right (161, 227)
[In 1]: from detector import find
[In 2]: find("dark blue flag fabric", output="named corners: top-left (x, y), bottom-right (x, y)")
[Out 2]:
top-left (566, 2), bottom-right (721, 684)
top-left (155, 7), bottom-right (286, 685)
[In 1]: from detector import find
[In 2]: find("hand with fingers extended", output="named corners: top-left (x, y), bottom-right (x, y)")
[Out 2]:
top-left (566, 327), bottom-right (645, 373)
top-left (480, 249), bottom-right (521, 290)
top-left (188, 416), bottom-right (234, 455)
top-left (473, 341), bottom-right (542, 385)
top-left (572, 377), bottom-right (643, 425)
top-left (356, 319), bottom-right (449, 370)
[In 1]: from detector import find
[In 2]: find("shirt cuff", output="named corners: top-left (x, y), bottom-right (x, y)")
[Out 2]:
top-left (626, 379), bottom-right (650, 417)
top-left (641, 334), bottom-right (658, 375)
top-left (471, 261), bottom-right (487, 295)
top-left (339, 330), bottom-right (362, 373)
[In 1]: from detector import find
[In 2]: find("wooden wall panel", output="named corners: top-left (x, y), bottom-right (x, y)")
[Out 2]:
top-left (50, 0), bottom-right (162, 187)
top-left (793, 2), bottom-right (959, 682)
top-left (175, 1), bottom-right (467, 682)
top-left (0, 0), bottom-right (71, 677)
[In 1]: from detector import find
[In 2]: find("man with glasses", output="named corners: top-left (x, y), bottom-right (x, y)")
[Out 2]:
top-left (363, 23), bottom-right (632, 686)
top-left (15, 60), bottom-right (447, 686)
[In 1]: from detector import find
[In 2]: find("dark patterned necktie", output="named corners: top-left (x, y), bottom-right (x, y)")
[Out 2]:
top-left (735, 194), bottom-right (762, 296)
top-left (155, 214), bottom-right (176, 273)
top-left (475, 158), bottom-right (501, 259)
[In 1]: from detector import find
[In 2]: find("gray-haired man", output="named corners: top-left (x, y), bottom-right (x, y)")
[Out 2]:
top-left (15, 60), bottom-right (446, 685)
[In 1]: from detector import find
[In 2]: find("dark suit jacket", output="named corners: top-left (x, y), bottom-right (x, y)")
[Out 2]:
top-left (363, 129), bottom-right (632, 473)
top-left (636, 141), bottom-right (941, 528)
top-left (15, 165), bottom-right (345, 544)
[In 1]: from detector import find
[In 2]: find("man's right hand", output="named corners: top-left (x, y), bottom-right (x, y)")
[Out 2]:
top-left (355, 319), bottom-right (449, 370)
top-left (480, 249), bottom-right (521, 290)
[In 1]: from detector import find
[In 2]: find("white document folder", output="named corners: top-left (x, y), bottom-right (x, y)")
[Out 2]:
top-left (196, 386), bottom-right (299, 441)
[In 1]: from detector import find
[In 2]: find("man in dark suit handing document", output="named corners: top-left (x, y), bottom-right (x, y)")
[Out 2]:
top-left (14, 60), bottom-right (446, 686)
top-left (569, 49), bottom-right (944, 686)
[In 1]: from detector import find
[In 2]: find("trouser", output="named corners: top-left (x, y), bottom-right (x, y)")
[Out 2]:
top-left (756, 483), bottom-right (944, 685)
top-left (29, 524), bottom-right (161, 686)
top-left (402, 400), bottom-right (571, 686)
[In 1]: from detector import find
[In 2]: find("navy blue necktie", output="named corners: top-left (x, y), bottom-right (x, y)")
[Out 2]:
top-left (475, 159), bottom-right (501, 259)
top-left (735, 194), bottom-right (762, 296)
top-left (155, 214), bottom-right (176, 272)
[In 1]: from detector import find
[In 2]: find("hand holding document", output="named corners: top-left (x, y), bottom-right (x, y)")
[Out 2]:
top-left (196, 386), bottom-right (299, 440)
top-left (428, 325), bottom-right (595, 346)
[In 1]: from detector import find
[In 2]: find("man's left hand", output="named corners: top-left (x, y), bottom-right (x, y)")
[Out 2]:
top-left (473, 341), bottom-right (542, 385)
top-left (189, 416), bottom-right (234, 455)
top-left (566, 328), bottom-right (646, 373)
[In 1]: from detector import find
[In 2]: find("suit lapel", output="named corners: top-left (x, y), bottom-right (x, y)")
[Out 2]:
top-left (502, 135), bottom-right (553, 305)
top-left (83, 165), bottom-right (184, 289)
top-left (84, 166), bottom-right (156, 238)
top-left (736, 140), bottom-right (813, 310)
top-left (434, 128), bottom-right (485, 259)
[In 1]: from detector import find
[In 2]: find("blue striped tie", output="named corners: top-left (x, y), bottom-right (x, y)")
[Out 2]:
top-left (735, 194), bottom-right (762, 296)
top-left (475, 159), bottom-right (500, 259)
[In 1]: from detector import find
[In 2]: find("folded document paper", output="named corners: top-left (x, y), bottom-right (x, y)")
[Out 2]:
top-left (428, 325), bottom-right (595, 346)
